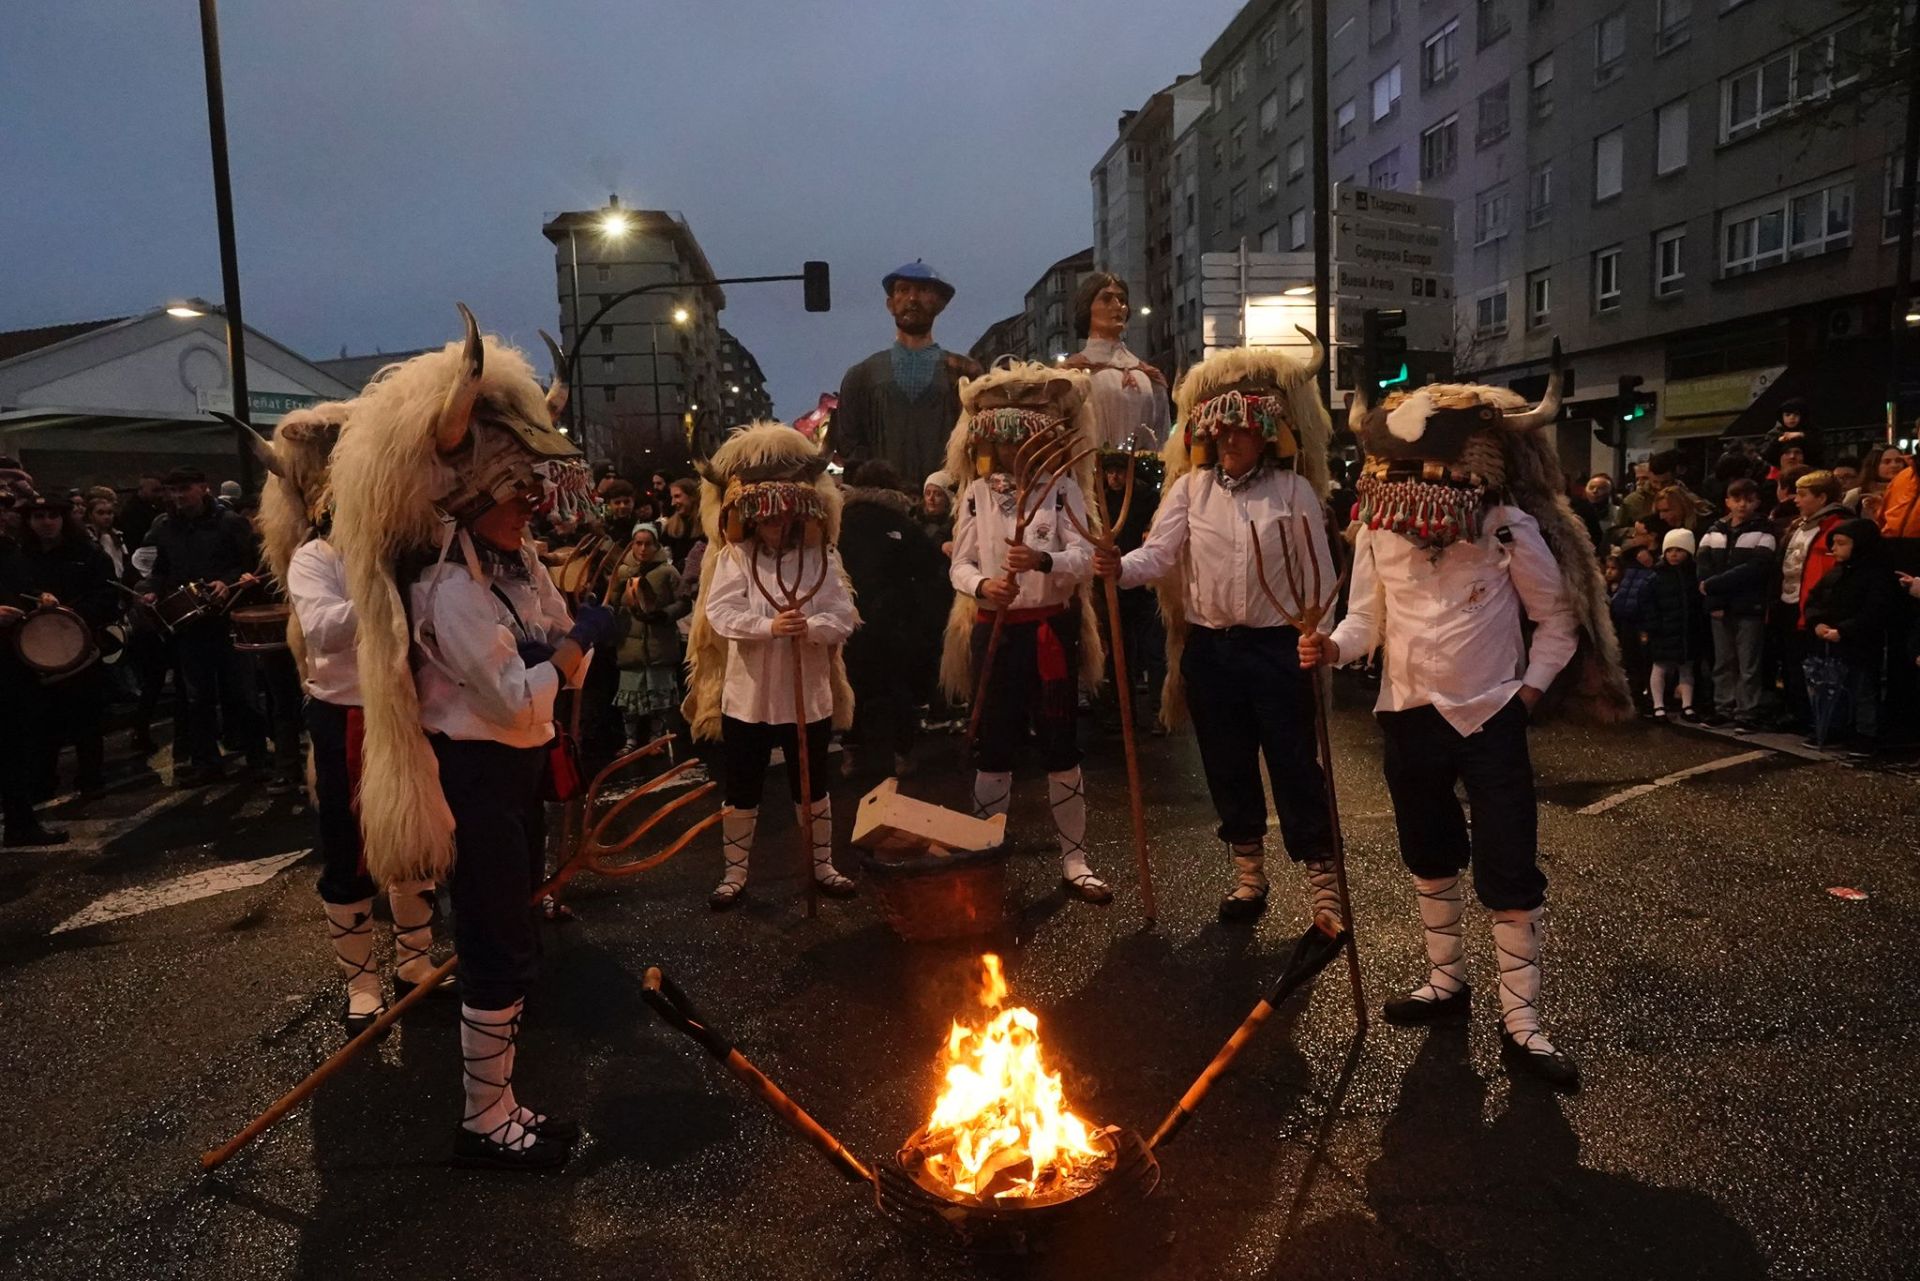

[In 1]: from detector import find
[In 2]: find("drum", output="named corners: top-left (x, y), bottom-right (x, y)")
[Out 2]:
top-left (230, 603), bottom-right (292, 652)
top-left (14, 606), bottom-right (98, 682)
top-left (154, 583), bottom-right (211, 632)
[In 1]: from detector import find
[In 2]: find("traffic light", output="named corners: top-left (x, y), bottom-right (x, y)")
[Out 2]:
top-left (802, 260), bottom-right (832, 313)
top-left (1596, 374), bottom-right (1651, 446)
top-left (1363, 308), bottom-right (1409, 361)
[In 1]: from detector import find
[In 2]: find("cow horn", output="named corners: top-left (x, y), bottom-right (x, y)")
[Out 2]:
top-left (1502, 339), bottom-right (1563, 432)
top-left (1293, 326), bottom-right (1325, 382)
top-left (1349, 356), bottom-right (1375, 421)
top-left (215, 411), bottom-right (285, 478)
top-left (433, 303), bottom-right (485, 453)
top-left (539, 330), bottom-right (569, 420)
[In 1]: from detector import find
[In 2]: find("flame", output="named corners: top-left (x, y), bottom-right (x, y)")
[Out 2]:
top-left (915, 955), bottom-right (1107, 1200)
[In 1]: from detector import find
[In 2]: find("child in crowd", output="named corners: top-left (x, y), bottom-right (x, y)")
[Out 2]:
top-left (1642, 528), bottom-right (1708, 720)
top-left (1696, 478), bottom-right (1777, 730)
top-left (1802, 519), bottom-right (1896, 752)
top-left (1607, 549), bottom-right (1657, 714)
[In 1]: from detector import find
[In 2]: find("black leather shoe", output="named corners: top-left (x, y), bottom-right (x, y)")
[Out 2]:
top-left (1501, 1031), bottom-right (1581, 1093)
top-left (1383, 983), bottom-right (1472, 1025)
top-left (526, 1113), bottom-right (580, 1144)
top-left (452, 1125), bottom-right (569, 1171)
top-left (393, 972), bottom-right (457, 1002)
top-left (341, 1005), bottom-right (391, 1040)
top-left (1217, 889), bottom-right (1269, 924)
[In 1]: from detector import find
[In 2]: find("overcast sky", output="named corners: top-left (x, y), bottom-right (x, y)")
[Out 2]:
top-left (1, 1), bottom-right (1244, 420)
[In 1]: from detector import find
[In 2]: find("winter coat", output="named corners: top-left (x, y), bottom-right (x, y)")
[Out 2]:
top-left (1803, 520), bottom-right (1899, 665)
top-left (0, 533), bottom-right (119, 631)
top-left (1789, 502), bottom-right (1850, 625)
top-left (838, 485), bottom-right (947, 691)
top-left (1643, 558), bottom-right (1709, 663)
top-left (610, 551), bottom-right (686, 670)
top-left (1608, 564), bottom-right (1656, 632)
top-left (1696, 517), bottom-right (1777, 617)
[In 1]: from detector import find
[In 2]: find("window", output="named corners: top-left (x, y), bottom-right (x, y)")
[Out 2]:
top-left (1720, 20), bottom-right (1868, 142)
top-left (603, 385), bottom-right (617, 403)
top-left (1229, 59), bottom-right (1248, 102)
top-left (594, 264), bottom-right (611, 284)
top-left (1420, 115), bottom-right (1458, 179)
top-left (1526, 270), bottom-right (1552, 328)
top-left (1259, 93), bottom-right (1280, 136)
top-left (1372, 64), bottom-right (1403, 121)
top-left (1593, 246), bottom-right (1623, 312)
top-left (1475, 286), bottom-right (1510, 336)
top-left (1593, 128), bottom-right (1624, 201)
top-left (1260, 23), bottom-right (1280, 64)
top-left (599, 324), bottom-right (614, 343)
top-left (1290, 207), bottom-right (1309, 249)
top-left (600, 354), bottom-right (616, 372)
top-left (1423, 20), bottom-right (1460, 88)
top-left (1595, 9), bottom-right (1626, 85)
top-left (1474, 183), bottom-right (1511, 244)
top-left (1287, 138), bottom-right (1307, 180)
top-left (1286, 0), bottom-right (1304, 39)
top-left (1185, 192), bottom-right (1197, 227)
top-left (1530, 54), bottom-right (1554, 118)
top-left (1657, 0), bottom-right (1692, 53)
top-left (1230, 182), bottom-right (1248, 224)
top-left (1654, 225), bottom-right (1687, 295)
top-left (1259, 159), bottom-right (1281, 199)
top-left (1212, 82), bottom-right (1225, 114)
top-left (1528, 160), bottom-right (1553, 225)
top-left (1370, 0), bottom-right (1398, 45)
top-left (1655, 98), bottom-right (1689, 175)
top-left (1477, 82), bottom-right (1510, 148)
top-left (1287, 69), bottom-right (1306, 112)
top-left (1231, 123), bottom-right (1248, 164)
top-left (1259, 223), bottom-right (1282, 252)
top-left (1336, 99), bottom-right (1357, 147)
top-left (1478, 0), bottom-right (1511, 49)
top-left (1885, 157), bottom-right (1920, 241)
top-left (1210, 139), bottom-right (1224, 170)
top-left (1370, 146), bottom-right (1403, 190)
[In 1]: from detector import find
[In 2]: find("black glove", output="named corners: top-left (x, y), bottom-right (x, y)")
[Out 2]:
top-left (517, 638), bottom-right (556, 669)
top-left (567, 600), bottom-right (619, 651)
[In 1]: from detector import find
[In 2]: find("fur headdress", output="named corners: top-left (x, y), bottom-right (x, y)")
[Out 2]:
top-left (1150, 340), bottom-right (1334, 726)
top-left (1346, 348), bottom-right (1631, 724)
top-left (938, 361), bottom-right (1105, 701)
top-left (682, 421), bottom-right (853, 742)
top-left (327, 306), bottom-right (576, 885)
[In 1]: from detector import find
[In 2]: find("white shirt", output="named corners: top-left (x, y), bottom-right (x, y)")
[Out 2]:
top-left (703, 541), bottom-right (859, 725)
top-left (949, 476), bottom-right (1094, 610)
top-left (286, 538), bottom-right (360, 706)
top-left (1118, 467), bottom-right (1335, 631)
top-left (1079, 338), bottom-right (1171, 450)
top-left (411, 545), bottom-right (575, 747)
top-left (1328, 506), bottom-right (1578, 736)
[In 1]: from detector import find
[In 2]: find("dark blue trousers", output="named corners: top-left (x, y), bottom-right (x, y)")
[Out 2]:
top-left (432, 735), bottom-right (547, 1011)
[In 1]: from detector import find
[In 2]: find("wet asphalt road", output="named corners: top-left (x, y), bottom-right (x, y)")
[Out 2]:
top-left (1, 683), bottom-right (1914, 1281)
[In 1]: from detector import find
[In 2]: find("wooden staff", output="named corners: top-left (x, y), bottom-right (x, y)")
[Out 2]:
top-left (1065, 449), bottom-right (1156, 923)
top-left (744, 531), bottom-right (831, 919)
top-left (1249, 513), bottom-right (1367, 1031)
top-left (200, 745), bottom-right (716, 1172)
top-left (963, 426), bottom-right (1099, 749)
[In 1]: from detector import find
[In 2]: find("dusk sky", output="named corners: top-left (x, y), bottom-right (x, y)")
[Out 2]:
top-left (2, 1), bottom-right (1246, 420)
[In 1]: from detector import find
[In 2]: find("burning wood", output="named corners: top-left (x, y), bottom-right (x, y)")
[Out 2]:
top-left (902, 955), bottom-right (1114, 1204)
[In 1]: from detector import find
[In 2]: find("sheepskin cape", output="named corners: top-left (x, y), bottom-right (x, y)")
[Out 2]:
top-left (327, 336), bottom-right (562, 885)
top-left (1151, 346), bottom-right (1333, 727)
top-left (253, 401), bottom-right (352, 671)
top-left (937, 361), bottom-right (1105, 703)
top-left (681, 421), bottom-right (855, 742)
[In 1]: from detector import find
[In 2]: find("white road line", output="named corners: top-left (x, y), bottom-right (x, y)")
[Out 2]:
top-left (52, 848), bottom-right (310, 934)
top-left (39, 785), bottom-right (211, 854)
top-left (1577, 750), bottom-right (1773, 816)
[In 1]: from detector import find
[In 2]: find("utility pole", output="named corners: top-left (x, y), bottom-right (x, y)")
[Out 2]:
top-left (1892, 18), bottom-right (1920, 444)
top-left (1310, 0), bottom-right (1332, 408)
top-left (196, 0), bottom-right (253, 490)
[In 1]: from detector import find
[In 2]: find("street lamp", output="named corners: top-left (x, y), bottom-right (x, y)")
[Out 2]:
top-left (672, 306), bottom-right (691, 325)
top-left (166, 302), bottom-right (207, 318)
top-left (566, 197), bottom-right (633, 437)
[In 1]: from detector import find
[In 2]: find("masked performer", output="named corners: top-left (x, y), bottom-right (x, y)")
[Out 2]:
top-left (683, 422), bottom-right (859, 909)
top-left (232, 404), bottom-right (454, 1036)
top-left (939, 361), bottom-right (1107, 902)
top-left (1300, 353), bottom-right (1629, 1091)
top-left (329, 308), bottom-right (614, 1169)
top-left (1093, 336), bottom-right (1342, 927)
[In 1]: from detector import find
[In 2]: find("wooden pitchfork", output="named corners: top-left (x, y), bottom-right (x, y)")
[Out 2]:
top-left (963, 424), bottom-right (1100, 749)
top-left (744, 529), bottom-right (832, 919)
top-left (199, 733), bottom-right (719, 1172)
top-left (1062, 445), bottom-right (1156, 924)
top-left (1248, 513), bottom-right (1367, 1031)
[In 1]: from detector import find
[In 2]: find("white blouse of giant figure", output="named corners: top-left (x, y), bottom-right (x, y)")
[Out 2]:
top-left (1065, 272), bottom-right (1171, 451)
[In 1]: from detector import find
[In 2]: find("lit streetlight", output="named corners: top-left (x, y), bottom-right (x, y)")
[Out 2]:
top-left (672, 306), bottom-right (691, 325)
top-left (600, 210), bottom-right (632, 239)
top-left (166, 303), bottom-right (207, 318)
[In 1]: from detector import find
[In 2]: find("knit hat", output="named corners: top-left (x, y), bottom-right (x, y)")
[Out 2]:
top-left (924, 470), bottom-right (955, 493)
top-left (1661, 527), bottom-right (1697, 556)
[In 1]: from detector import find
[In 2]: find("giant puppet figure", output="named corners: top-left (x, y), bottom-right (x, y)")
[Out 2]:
top-left (230, 403), bottom-right (454, 1036)
top-left (1095, 334), bottom-right (1344, 928)
top-left (1301, 347), bottom-right (1629, 1092)
top-left (328, 307), bottom-right (614, 1170)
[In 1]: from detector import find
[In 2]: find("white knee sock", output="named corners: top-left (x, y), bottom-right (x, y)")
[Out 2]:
top-left (323, 898), bottom-right (383, 1017)
top-left (1491, 906), bottom-right (1559, 1055)
top-left (1305, 859), bottom-right (1344, 929)
top-left (1649, 663), bottom-right (1670, 710)
top-left (717, 807), bottom-right (755, 893)
top-left (1408, 875), bottom-right (1467, 1002)
top-left (1048, 767), bottom-right (1099, 887)
top-left (1227, 841), bottom-right (1267, 902)
top-left (797, 796), bottom-right (848, 887)
top-left (460, 1001), bottom-right (532, 1150)
top-left (972, 770), bottom-right (1012, 820)
top-left (387, 879), bottom-right (438, 986)
top-left (1675, 670), bottom-right (1696, 710)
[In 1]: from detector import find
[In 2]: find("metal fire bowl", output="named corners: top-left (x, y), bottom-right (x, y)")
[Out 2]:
top-left (875, 1126), bottom-right (1161, 1254)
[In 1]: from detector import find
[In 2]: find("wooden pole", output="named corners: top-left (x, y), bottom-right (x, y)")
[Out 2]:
top-left (1101, 573), bottom-right (1155, 924)
top-left (1311, 669), bottom-right (1367, 1032)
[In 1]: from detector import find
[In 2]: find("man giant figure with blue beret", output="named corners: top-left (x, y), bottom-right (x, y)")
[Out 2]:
top-left (835, 261), bottom-right (984, 483)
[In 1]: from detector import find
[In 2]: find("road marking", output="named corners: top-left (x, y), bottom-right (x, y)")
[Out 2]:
top-left (39, 785), bottom-right (213, 854)
top-left (52, 848), bottom-right (310, 934)
top-left (1577, 751), bottom-right (1772, 816)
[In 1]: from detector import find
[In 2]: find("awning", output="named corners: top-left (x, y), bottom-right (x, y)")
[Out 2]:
top-left (1654, 412), bottom-right (1738, 439)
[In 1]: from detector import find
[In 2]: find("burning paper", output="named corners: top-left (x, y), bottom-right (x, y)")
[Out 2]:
top-left (909, 954), bottom-right (1110, 1202)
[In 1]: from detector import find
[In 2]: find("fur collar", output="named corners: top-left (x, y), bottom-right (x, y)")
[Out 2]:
top-left (842, 486), bottom-right (916, 517)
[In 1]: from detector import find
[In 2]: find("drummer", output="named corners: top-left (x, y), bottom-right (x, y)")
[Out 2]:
top-left (141, 467), bottom-right (265, 787)
top-left (0, 494), bottom-right (117, 841)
